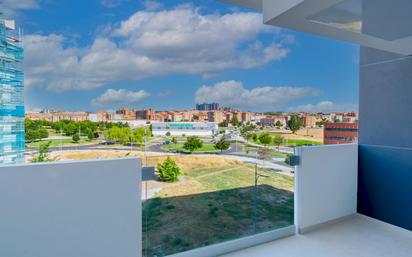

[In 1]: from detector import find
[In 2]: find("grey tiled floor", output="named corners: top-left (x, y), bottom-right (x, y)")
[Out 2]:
top-left (223, 214), bottom-right (412, 257)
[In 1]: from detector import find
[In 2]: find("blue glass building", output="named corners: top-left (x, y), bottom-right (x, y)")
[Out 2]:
top-left (0, 18), bottom-right (25, 165)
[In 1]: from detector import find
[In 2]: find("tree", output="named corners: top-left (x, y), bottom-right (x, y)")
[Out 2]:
top-left (214, 138), bottom-right (230, 152)
top-left (252, 133), bottom-right (258, 142)
top-left (258, 133), bottom-right (272, 146)
top-left (230, 115), bottom-right (241, 127)
top-left (157, 157), bottom-right (181, 182)
top-left (257, 147), bottom-right (271, 161)
top-left (104, 127), bottom-right (132, 145)
top-left (38, 128), bottom-right (49, 139)
top-left (287, 115), bottom-right (302, 134)
top-left (72, 134), bottom-right (80, 143)
top-left (31, 141), bottom-right (54, 163)
top-left (273, 135), bottom-right (285, 151)
top-left (132, 128), bottom-right (145, 144)
top-left (25, 119), bottom-right (49, 142)
top-left (86, 129), bottom-right (94, 140)
top-left (275, 120), bottom-right (283, 128)
top-left (165, 131), bottom-right (171, 137)
top-left (240, 124), bottom-right (256, 136)
top-left (26, 129), bottom-right (40, 142)
top-left (183, 136), bottom-right (203, 152)
top-left (316, 119), bottom-right (327, 127)
top-left (64, 122), bottom-right (78, 136)
top-left (257, 147), bottom-right (272, 167)
top-left (171, 137), bottom-right (177, 145)
top-left (245, 133), bottom-right (253, 141)
top-left (218, 120), bottom-right (228, 127)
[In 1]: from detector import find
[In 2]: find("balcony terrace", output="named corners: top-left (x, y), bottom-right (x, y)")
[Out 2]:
top-left (1, 0), bottom-right (412, 257)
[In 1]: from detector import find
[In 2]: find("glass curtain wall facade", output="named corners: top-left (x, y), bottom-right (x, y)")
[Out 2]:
top-left (0, 18), bottom-right (24, 165)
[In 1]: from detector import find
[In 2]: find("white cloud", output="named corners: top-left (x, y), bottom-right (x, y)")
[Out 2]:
top-left (0, 0), bottom-right (39, 17)
top-left (195, 80), bottom-right (323, 111)
top-left (24, 5), bottom-right (292, 92)
top-left (91, 89), bottom-right (150, 107)
top-left (101, 0), bottom-right (127, 8)
top-left (143, 0), bottom-right (163, 11)
top-left (288, 101), bottom-right (358, 113)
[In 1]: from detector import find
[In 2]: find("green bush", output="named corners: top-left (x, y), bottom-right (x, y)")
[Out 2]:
top-left (72, 134), bottom-right (80, 143)
top-left (183, 136), bottom-right (203, 152)
top-left (285, 154), bottom-right (292, 166)
top-left (157, 156), bottom-right (181, 182)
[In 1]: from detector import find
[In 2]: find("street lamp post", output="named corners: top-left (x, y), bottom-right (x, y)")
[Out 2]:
top-left (253, 152), bottom-right (269, 235)
top-left (60, 127), bottom-right (63, 152)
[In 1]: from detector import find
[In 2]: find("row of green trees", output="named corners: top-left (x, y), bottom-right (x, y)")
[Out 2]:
top-left (168, 136), bottom-right (230, 153)
top-left (25, 118), bottom-right (139, 143)
top-left (104, 126), bottom-right (152, 145)
top-left (25, 119), bottom-right (50, 142)
top-left (246, 132), bottom-right (285, 150)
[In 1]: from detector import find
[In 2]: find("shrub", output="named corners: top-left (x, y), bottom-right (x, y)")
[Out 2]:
top-left (31, 141), bottom-right (54, 163)
top-left (285, 154), bottom-right (292, 166)
top-left (157, 156), bottom-right (181, 182)
top-left (72, 134), bottom-right (80, 143)
top-left (214, 137), bottom-right (230, 152)
top-left (166, 204), bottom-right (175, 210)
top-left (183, 136), bottom-right (203, 152)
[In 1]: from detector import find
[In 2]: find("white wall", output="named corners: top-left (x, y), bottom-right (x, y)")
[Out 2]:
top-left (295, 144), bottom-right (358, 233)
top-left (0, 158), bottom-right (142, 257)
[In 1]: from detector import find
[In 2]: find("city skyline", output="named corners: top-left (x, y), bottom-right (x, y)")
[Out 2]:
top-left (5, 0), bottom-right (358, 112)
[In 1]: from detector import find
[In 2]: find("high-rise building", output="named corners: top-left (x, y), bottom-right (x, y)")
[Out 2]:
top-left (195, 103), bottom-right (219, 111)
top-left (0, 18), bottom-right (24, 165)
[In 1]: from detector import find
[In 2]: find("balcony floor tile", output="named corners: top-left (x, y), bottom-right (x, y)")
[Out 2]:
top-left (222, 214), bottom-right (412, 257)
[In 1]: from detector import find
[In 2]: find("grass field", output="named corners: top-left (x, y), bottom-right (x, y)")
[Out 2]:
top-left (26, 138), bottom-right (99, 147)
top-left (161, 143), bottom-right (218, 152)
top-left (253, 132), bottom-right (322, 147)
top-left (239, 143), bottom-right (288, 158)
top-left (143, 160), bottom-right (294, 256)
top-left (49, 150), bottom-right (294, 256)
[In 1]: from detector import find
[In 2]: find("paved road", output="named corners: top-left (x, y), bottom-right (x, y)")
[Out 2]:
top-left (147, 141), bottom-right (244, 155)
top-left (26, 138), bottom-right (293, 175)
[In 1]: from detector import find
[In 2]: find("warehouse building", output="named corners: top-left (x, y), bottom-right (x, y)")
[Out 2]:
top-left (151, 122), bottom-right (218, 137)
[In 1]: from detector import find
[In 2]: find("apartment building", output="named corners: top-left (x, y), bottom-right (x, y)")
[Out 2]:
top-left (207, 111), bottom-right (225, 123)
top-left (195, 102), bottom-right (219, 111)
top-left (260, 116), bottom-right (275, 126)
top-left (26, 112), bottom-right (53, 122)
top-left (52, 112), bottom-right (88, 122)
top-left (192, 112), bottom-right (209, 122)
top-left (302, 115), bottom-right (318, 128)
top-left (324, 122), bottom-right (358, 144)
top-left (116, 108), bottom-right (136, 120)
top-left (136, 109), bottom-right (155, 120)
top-left (169, 112), bottom-right (183, 122)
top-left (241, 112), bottom-right (252, 123)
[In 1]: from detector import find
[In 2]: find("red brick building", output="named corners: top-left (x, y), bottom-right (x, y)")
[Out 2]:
top-left (324, 122), bottom-right (358, 144)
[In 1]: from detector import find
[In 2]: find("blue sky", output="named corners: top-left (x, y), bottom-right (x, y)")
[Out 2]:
top-left (6, 0), bottom-right (359, 112)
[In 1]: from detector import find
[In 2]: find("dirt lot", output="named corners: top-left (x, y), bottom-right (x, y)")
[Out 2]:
top-left (268, 128), bottom-right (324, 143)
